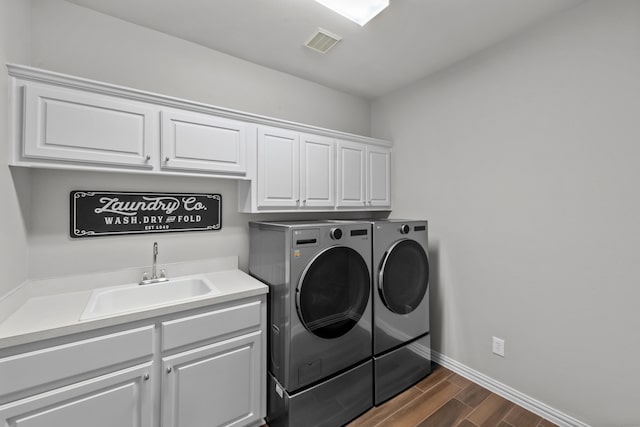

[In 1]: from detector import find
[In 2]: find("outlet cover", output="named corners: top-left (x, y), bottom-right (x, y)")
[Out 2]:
top-left (492, 337), bottom-right (505, 357)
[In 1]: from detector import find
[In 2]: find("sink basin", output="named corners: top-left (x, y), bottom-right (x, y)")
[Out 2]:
top-left (80, 276), bottom-right (220, 320)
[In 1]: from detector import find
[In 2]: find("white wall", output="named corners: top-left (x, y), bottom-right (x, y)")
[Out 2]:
top-left (22, 0), bottom-right (372, 279)
top-left (371, 1), bottom-right (640, 425)
top-left (0, 0), bottom-right (31, 296)
top-left (30, 0), bottom-right (370, 137)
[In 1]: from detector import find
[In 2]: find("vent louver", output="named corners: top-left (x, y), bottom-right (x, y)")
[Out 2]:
top-left (304, 28), bottom-right (342, 54)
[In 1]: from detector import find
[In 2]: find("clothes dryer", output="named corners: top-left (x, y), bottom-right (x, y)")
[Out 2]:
top-left (249, 220), bottom-right (373, 427)
top-left (370, 219), bottom-right (431, 405)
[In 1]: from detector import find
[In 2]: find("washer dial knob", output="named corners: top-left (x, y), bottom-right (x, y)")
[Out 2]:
top-left (400, 224), bottom-right (410, 234)
top-left (330, 228), bottom-right (343, 240)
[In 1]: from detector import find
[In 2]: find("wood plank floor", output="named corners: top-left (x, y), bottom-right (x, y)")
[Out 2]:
top-left (262, 363), bottom-right (558, 427)
top-left (347, 363), bottom-right (557, 427)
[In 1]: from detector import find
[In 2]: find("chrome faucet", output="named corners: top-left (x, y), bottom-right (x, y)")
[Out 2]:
top-left (140, 241), bottom-right (168, 285)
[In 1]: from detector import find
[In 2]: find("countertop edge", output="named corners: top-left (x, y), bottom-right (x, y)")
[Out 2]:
top-left (0, 284), bottom-right (268, 350)
top-left (0, 261), bottom-right (270, 350)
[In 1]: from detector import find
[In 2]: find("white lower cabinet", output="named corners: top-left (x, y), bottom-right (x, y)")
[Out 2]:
top-left (162, 331), bottom-right (262, 427)
top-left (0, 325), bottom-right (155, 427)
top-left (0, 296), bottom-right (266, 427)
top-left (0, 363), bottom-right (153, 427)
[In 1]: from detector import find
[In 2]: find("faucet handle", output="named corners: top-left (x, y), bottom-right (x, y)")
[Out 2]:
top-left (160, 269), bottom-right (167, 279)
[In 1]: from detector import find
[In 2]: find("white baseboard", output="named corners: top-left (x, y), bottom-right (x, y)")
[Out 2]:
top-left (431, 351), bottom-right (590, 427)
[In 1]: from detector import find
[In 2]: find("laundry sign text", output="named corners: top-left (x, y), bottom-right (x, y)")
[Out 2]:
top-left (70, 191), bottom-right (221, 238)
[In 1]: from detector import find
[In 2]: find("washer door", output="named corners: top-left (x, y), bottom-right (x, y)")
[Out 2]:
top-left (296, 246), bottom-right (370, 339)
top-left (379, 239), bottom-right (429, 315)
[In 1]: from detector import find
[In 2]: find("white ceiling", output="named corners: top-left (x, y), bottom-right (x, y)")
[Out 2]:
top-left (65, 0), bottom-right (584, 100)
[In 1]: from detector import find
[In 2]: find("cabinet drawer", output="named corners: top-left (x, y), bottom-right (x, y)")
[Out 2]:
top-left (161, 300), bottom-right (261, 352)
top-left (0, 326), bottom-right (154, 398)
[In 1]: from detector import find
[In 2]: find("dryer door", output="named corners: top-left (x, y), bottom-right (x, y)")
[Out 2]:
top-left (296, 246), bottom-right (370, 339)
top-left (379, 239), bottom-right (429, 314)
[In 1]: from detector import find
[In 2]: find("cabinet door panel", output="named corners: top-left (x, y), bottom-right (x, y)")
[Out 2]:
top-left (0, 363), bottom-right (152, 427)
top-left (23, 84), bottom-right (155, 168)
top-left (337, 141), bottom-right (366, 207)
top-left (300, 134), bottom-right (335, 208)
top-left (161, 110), bottom-right (247, 174)
top-left (257, 127), bottom-right (299, 208)
top-left (367, 146), bottom-right (391, 207)
top-left (162, 331), bottom-right (262, 427)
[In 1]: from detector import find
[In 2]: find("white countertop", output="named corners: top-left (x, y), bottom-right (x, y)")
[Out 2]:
top-left (0, 257), bottom-right (268, 349)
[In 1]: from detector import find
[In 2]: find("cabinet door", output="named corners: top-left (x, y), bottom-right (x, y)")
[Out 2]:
top-left (336, 140), bottom-right (367, 207)
top-left (162, 331), bottom-right (262, 427)
top-left (0, 363), bottom-right (153, 427)
top-left (367, 146), bottom-right (391, 208)
top-left (161, 109), bottom-right (247, 175)
top-left (300, 133), bottom-right (335, 208)
top-left (257, 127), bottom-right (300, 208)
top-left (22, 84), bottom-right (156, 168)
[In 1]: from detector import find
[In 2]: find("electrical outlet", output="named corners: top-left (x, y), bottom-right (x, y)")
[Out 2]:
top-left (492, 336), bottom-right (505, 357)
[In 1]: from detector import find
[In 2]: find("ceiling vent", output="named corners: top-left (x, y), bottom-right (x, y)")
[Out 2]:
top-left (304, 28), bottom-right (342, 54)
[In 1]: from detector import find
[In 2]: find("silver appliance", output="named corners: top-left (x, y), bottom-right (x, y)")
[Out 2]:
top-left (370, 219), bottom-right (431, 405)
top-left (249, 220), bottom-right (373, 427)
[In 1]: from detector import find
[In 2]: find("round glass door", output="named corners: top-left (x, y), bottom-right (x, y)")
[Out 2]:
top-left (296, 246), bottom-right (370, 339)
top-left (379, 240), bottom-right (429, 315)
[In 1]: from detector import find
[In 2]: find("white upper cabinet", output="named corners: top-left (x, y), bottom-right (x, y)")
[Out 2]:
top-left (239, 130), bottom-right (391, 213)
top-left (337, 141), bottom-right (391, 209)
top-left (22, 83), bottom-right (156, 168)
top-left (252, 129), bottom-right (336, 210)
top-left (256, 126), bottom-right (300, 208)
top-left (161, 109), bottom-right (247, 175)
top-left (9, 64), bottom-right (393, 212)
top-left (337, 140), bottom-right (367, 207)
top-left (299, 133), bottom-right (335, 208)
top-left (367, 145), bottom-right (391, 207)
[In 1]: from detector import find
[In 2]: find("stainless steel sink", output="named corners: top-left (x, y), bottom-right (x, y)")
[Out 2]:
top-left (80, 276), bottom-right (220, 320)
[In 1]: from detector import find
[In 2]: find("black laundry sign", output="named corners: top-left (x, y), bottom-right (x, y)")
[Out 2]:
top-left (70, 191), bottom-right (221, 238)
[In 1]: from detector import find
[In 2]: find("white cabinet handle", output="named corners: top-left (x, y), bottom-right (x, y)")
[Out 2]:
top-left (145, 155), bottom-right (151, 161)
top-left (164, 157), bottom-right (170, 162)
top-left (166, 366), bottom-right (173, 373)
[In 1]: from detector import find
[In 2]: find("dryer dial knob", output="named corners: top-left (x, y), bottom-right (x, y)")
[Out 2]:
top-left (400, 224), bottom-right (410, 234)
top-left (330, 228), bottom-right (343, 240)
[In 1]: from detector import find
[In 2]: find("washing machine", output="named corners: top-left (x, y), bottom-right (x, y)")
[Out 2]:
top-left (249, 220), bottom-right (373, 427)
top-left (370, 219), bottom-right (431, 405)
